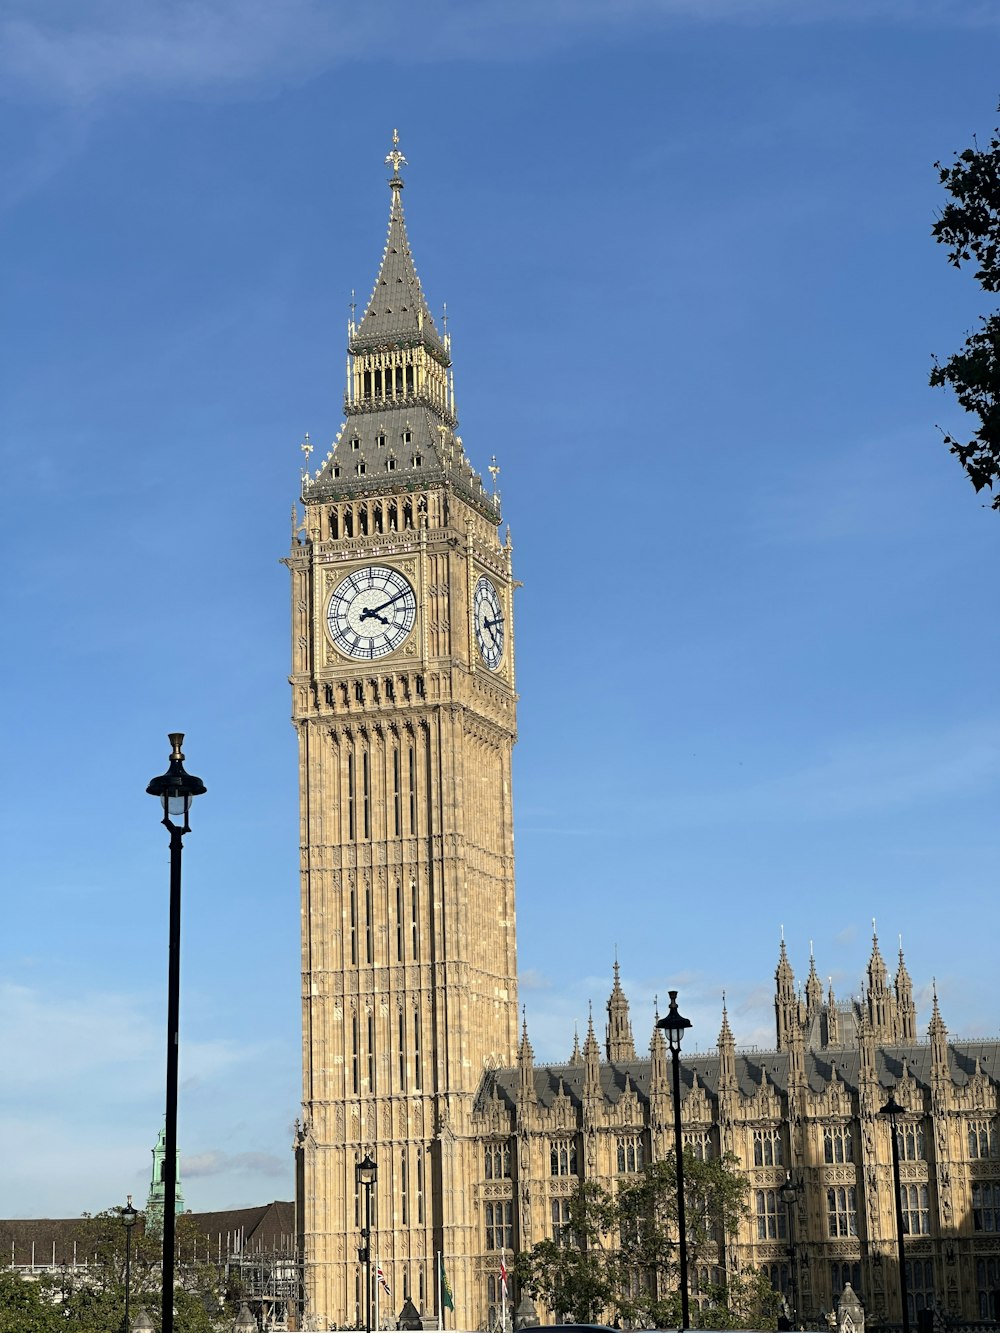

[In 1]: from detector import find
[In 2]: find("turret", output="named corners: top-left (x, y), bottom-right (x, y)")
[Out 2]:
top-left (517, 1012), bottom-right (534, 1107)
top-left (895, 940), bottom-right (917, 1041)
top-left (866, 925), bottom-right (893, 1039)
top-left (805, 946), bottom-right (823, 1020)
top-left (605, 959), bottom-right (636, 1062)
top-left (774, 936), bottom-right (799, 1051)
top-left (718, 999), bottom-right (737, 1094)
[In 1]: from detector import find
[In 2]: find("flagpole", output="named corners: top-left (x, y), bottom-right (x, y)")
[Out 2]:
top-left (501, 1252), bottom-right (507, 1333)
top-left (375, 1255), bottom-right (380, 1332)
top-left (437, 1251), bottom-right (443, 1331)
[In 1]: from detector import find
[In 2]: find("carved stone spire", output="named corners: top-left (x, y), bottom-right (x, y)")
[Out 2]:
top-left (517, 1011), bottom-right (534, 1105)
top-left (930, 985), bottom-right (950, 1085)
top-left (570, 1025), bottom-right (582, 1066)
top-left (583, 1006), bottom-right (602, 1092)
top-left (805, 945), bottom-right (823, 1019)
top-left (866, 925), bottom-right (893, 1039)
top-left (895, 940), bottom-right (917, 1041)
top-left (605, 959), bottom-right (636, 1063)
top-left (718, 998), bottom-right (737, 1094)
top-left (775, 935), bottom-right (798, 1051)
top-left (826, 976), bottom-right (840, 1047)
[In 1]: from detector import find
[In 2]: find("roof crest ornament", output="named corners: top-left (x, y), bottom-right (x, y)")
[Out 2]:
top-left (385, 128), bottom-right (407, 186)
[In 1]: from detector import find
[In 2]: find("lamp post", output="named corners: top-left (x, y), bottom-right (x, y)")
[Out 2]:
top-left (147, 734), bottom-right (206, 1333)
top-left (780, 1173), bottom-right (798, 1326)
top-left (657, 990), bottom-right (692, 1330)
top-left (357, 1153), bottom-right (378, 1333)
top-left (880, 1092), bottom-right (911, 1333)
top-left (121, 1194), bottom-right (138, 1333)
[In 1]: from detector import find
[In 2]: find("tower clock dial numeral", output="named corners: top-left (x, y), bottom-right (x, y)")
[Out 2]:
top-left (474, 575), bottom-right (504, 670)
top-left (328, 565), bottom-right (417, 660)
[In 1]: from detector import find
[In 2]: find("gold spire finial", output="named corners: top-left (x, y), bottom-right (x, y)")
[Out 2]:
top-left (488, 455), bottom-right (500, 492)
top-left (385, 128), bottom-right (407, 178)
top-left (301, 433), bottom-right (313, 463)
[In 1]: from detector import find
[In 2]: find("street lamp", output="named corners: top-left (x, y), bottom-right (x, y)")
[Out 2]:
top-left (356, 1153), bottom-right (378, 1333)
top-left (657, 990), bottom-right (692, 1330)
top-left (780, 1173), bottom-right (799, 1326)
top-left (880, 1091), bottom-right (911, 1333)
top-left (147, 733), bottom-right (206, 1333)
top-left (121, 1194), bottom-right (138, 1333)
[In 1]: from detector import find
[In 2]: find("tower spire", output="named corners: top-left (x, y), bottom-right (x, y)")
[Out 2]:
top-left (304, 132), bottom-right (498, 521)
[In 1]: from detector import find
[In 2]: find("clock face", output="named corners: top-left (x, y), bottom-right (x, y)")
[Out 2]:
top-left (327, 565), bottom-right (417, 660)
top-left (473, 575), bottom-right (504, 670)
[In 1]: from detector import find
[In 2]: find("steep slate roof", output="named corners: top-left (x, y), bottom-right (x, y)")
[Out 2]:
top-left (187, 1200), bottom-right (295, 1254)
top-left (352, 174), bottom-right (447, 359)
top-left (475, 1041), bottom-right (1000, 1114)
top-left (305, 141), bottom-right (500, 523)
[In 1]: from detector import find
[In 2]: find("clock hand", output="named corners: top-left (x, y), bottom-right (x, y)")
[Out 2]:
top-left (359, 607), bottom-right (390, 626)
top-left (368, 589), bottom-right (412, 615)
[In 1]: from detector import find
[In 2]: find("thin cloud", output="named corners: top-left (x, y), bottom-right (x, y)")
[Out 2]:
top-left (2, 0), bottom-right (995, 107)
top-left (183, 1150), bottom-right (286, 1179)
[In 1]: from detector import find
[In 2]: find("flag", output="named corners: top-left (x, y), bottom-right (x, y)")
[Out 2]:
top-left (439, 1253), bottom-right (455, 1311)
top-left (377, 1262), bottom-right (391, 1297)
top-left (500, 1257), bottom-right (509, 1301)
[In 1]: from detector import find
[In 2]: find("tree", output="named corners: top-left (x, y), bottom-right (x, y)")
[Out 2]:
top-left (0, 1268), bottom-right (62, 1333)
top-left (514, 1151), bottom-right (777, 1330)
top-left (930, 104), bottom-right (1000, 509)
top-left (514, 1181), bottom-right (616, 1322)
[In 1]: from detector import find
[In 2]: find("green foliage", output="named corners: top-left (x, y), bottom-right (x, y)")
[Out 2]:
top-left (931, 106), bottom-right (1000, 509)
top-left (0, 1268), bottom-right (62, 1333)
top-left (0, 1210), bottom-right (226, 1333)
top-left (514, 1150), bottom-right (772, 1330)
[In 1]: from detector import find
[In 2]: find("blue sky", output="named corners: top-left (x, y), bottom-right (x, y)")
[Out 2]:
top-left (1, 0), bottom-right (998, 1218)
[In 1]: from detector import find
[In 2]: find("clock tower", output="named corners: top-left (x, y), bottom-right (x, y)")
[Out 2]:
top-left (287, 135), bottom-right (519, 1329)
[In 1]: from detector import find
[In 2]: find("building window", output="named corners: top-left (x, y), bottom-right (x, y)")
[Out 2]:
top-left (377, 433), bottom-right (386, 447)
top-left (617, 1136), bottom-right (644, 1174)
top-left (899, 1122), bottom-right (925, 1162)
top-left (753, 1127), bottom-right (784, 1167)
top-left (356, 462), bottom-right (366, 475)
top-left (485, 1142), bottom-right (511, 1180)
top-left (413, 1009), bottom-right (422, 1092)
top-left (485, 1201), bottom-right (514, 1251)
top-left (901, 1183), bottom-right (930, 1235)
top-left (415, 1147), bottom-right (424, 1224)
top-left (905, 1259), bottom-right (934, 1321)
top-left (830, 1262), bottom-right (862, 1301)
top-left (352, 437), bottom-right (360, 450)
top-left (755, 1190), bottom-right (787, 1241)
top-left (550, 1139), bottom-right (578, 1177)
top-left (766, 1264), bottom-right (791, 1301)
top-left (551, 1199), bottom-right (571, 1245)
top-left (973, 1182), bottom-right (1000, 1232)
top-left (387, 458), bottom-right (397, 472)
top-left (976, 1257), bottom-right (1000, 1319)
top-left (824, 1125), bottom-right (853, 1164)
top-left (685, 1130), bottom-right (713, 1161)
top-left (826, 1186), bottom-right (858, 1237)
top-left (970, 1119), bottom-right (999, 1160)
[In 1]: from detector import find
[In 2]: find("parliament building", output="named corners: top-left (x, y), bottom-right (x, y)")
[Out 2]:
top-left (287, 139), bottom-right (1000, 1331)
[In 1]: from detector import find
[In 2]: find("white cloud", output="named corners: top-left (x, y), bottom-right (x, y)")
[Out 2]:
top-left (183, 1149), bottom-right (286, 1178)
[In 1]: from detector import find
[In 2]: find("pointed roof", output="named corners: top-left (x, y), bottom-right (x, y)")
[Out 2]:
top-left (352, 133), bottom-right (447, 361)
top-left (868, 924), bottom-right (888, 990)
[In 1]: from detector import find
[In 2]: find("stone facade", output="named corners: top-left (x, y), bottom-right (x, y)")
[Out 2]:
top-left (472, 938), bottom-right (1000, 1330)
top-left (289, 136), bottom-right (518, 1330)
top-left (291, 142), bottom-right (1000, 1332)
